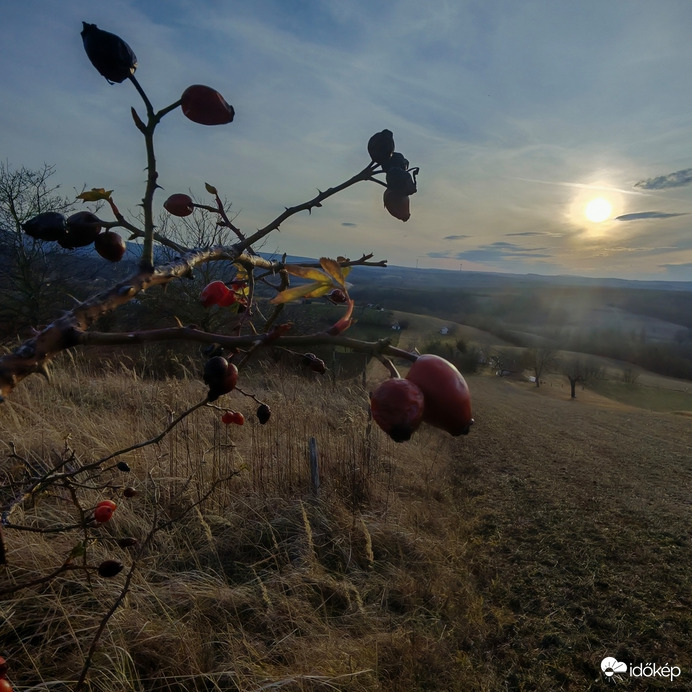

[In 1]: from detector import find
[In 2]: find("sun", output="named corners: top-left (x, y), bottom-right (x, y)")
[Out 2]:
top-left (584, 197), bottom-right (612, 223)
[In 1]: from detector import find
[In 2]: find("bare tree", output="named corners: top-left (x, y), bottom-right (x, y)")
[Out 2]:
top-left (524, 346), bottom-right (557, 387)
top-left (561, 355), bottom-right (603, 398)
top-left (489, 347), bottom-right (521, 374)
top-left (620, 366), bottom-right (640, 385)
top-left (150, 197), bottom-right (245, 334)
top-left (0, 163), bottom-right (75, 337)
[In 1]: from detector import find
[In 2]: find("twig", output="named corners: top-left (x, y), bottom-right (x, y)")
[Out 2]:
top-left (73, 556), bottom-right (138, 692)
top-left (79, 326), bottom-right (417, 363)
top-left (97, 398), bottom-right (208, 466)
top-left (235, 162), bottom-right (378, 253)
top-left (0, 562), bottom-right (85, 597)
top-left (74, 469), bottom-right (240, 691)
top-left (375, 354), bottom-right (401, 379)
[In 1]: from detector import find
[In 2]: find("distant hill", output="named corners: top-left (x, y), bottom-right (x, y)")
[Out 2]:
top-left (64, 239), bottom-right (692, 293)
top-left (52, 241), bottom-right (692, 338)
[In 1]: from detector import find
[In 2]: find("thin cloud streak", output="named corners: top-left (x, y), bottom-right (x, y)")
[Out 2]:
top-left (615, 211), bottom-right (687, 221)
top-left (512, 177), bottom-right (654, 197)
top-left (634, 168), bottom-right (692, 190)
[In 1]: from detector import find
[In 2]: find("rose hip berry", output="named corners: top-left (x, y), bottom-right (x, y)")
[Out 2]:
top-left (256, 403), bottom-right (271, 424)
top-left (200, 280), bottom-right (230, 308)
top-left (405, 354), bottom-right (474, 436)
top-left (221, 411), bottom-right (244, 425)
top-left (181, 85), bottom-right (235, 126)
top-left (163, 193), bottom-right (194, 217)
top-left (370, 378), bottom-right (425, 442)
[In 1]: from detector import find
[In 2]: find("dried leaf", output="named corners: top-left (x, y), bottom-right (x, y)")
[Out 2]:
top-left (327, 299), bottom-right (355, 335)
top-left (285, 264), bottom-right (330, 282)
top-left (270, 281), bottom-right (325, 304)
top-left (319, 257), bottom-right (346, 288)
top-left (68, 541), bottom-right (86, 561)
top-left (303, 284), bottom-right (333, 299)
top-left (77, 188), bottom-right (113, 202)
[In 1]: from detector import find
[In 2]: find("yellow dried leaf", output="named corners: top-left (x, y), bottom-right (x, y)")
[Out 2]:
top-left (270, 281), bottom-right (324, 304)
top-left (76, 188), bottom-right (113, 202)
top-left (303, 284), bottom-right (333, 299)
top-left (319, 257), bottom-right (345, 288)
top-left (285, 264), bottom-right (330, 282)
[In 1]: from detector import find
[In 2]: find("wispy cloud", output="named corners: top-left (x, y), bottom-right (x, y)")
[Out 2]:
top-left (634, 168), bottom-right (692, 190)
top-left (505, 231), bottom-right (549, 237)
top-left (341, 222), bottom-right (357, 227)
top-left (514, 177), bottom-right (649, 197)
top-left (443, 234), bottom-right (471, 240)
top-left (428, 241), bottom-right (552, 262)
top-left (615, 211), bottom-right (687, 221)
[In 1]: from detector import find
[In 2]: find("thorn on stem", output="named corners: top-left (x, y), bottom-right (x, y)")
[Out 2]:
top-left (36, 363), bottom-right (51, 382)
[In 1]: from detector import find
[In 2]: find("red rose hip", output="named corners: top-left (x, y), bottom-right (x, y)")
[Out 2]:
top-left (94, 230), bottom-right (126, 262)
top-left (383, 189), bottom-right (410, 222)
top-left (405, 354), bottom-right (473, 436)
top-left (94, 505), bottom-right (115, 523)
top-left (370, 378), bottom-right (425, 442)
top-left (163, 193), bottom-right (194, 217)
top-left (200, 280), bottom-right (230, 307)
top-left (181, 85), bottom-right (235, 126)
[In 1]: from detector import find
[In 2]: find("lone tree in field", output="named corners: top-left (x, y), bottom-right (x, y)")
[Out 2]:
top-left (0, 21), bottom-right (473, 443)
top-left (561, 355), bottom-right (603, 398)
top-left (524, 346), bottom-right (557, 387)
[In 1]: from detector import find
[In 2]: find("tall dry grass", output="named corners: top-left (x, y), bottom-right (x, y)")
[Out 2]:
top-left (0, 355), bottom-right (479, 691)
top-left (8, 356), bottom-right (688, 690)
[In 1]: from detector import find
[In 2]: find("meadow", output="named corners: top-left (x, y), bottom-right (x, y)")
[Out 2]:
top-left (1, 342), bottom-right (690, 691)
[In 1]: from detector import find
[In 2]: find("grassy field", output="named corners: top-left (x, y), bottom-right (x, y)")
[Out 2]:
top-left (456, 376), bottom-right (692, 690)
top-left (589, 379), bottom-right (692, 412)
top-left (0, 354), bottom-right (691, 691)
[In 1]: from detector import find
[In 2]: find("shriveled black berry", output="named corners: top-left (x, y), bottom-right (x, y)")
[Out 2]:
top-left (203, 356), bottom-right (228, 386)
top-left (383, 152), bottom-right (409, 171)
top-left (256, 404), bottom-right (271, 425)
top-left (386, 167), bottom-right (417, 196)
top-left (367, 129), bottom-right (395, 166)
top-left (97, 559), bottom-right (124, 578)
top-left (22, 212), bottom-right (67, 242)
top-left (81, 22), bottom-right (137, 84)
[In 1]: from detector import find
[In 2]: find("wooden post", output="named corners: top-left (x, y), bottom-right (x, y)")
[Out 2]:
top-left (308, 436), bottom-right (320, 497)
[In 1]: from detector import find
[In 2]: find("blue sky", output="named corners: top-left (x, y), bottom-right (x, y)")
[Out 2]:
top-left (3, 0), bottom-right (692, 281)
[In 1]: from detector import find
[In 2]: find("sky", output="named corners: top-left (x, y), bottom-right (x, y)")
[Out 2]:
top-left (3, 0), bottom-right (692, 281)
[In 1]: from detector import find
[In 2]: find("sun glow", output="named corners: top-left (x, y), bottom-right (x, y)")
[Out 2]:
top-left (584, 197), bottom-right (613, 223)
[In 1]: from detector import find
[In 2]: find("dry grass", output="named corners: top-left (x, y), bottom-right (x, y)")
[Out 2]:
top-left (1, 358), bottom-right (691, 691)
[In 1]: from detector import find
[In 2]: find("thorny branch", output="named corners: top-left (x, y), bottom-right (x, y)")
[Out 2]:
top-left (0, 172), bottom-right (391, 400)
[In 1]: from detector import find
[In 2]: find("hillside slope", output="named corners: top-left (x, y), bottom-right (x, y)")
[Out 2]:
top-left (450, 375), bottom-right (692, 689)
